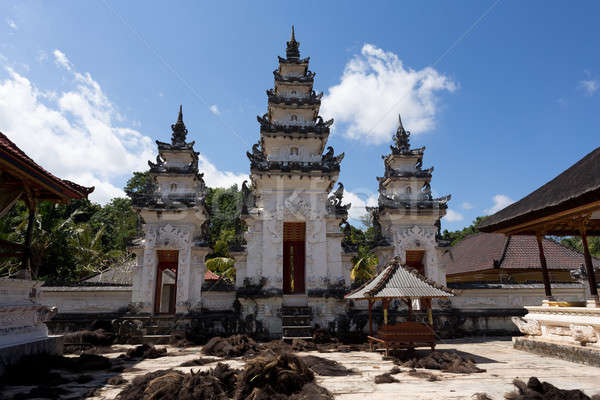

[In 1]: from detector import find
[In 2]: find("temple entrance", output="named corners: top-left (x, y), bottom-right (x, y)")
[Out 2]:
top-left (405, 250), bottom-right (425, 275)
top-left (154, 250), bottom-right (178, 314)
top-left (283, 222), bottom-right (306, 294)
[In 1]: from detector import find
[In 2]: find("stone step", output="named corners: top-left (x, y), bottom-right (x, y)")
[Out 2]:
top-left (282, 336), bottom-right (313, 341)
top-left (283, 326), bottom-right (312, 338)
top-left (281, 306), bottom-right (312, 316)
top-left (282, 315), bottom-right (312, 326)
top-left (142, 335), bottom-right (171, 345)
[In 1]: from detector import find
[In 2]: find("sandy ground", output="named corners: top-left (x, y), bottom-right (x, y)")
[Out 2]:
top-left (2, 338), bottom-right (599, 399)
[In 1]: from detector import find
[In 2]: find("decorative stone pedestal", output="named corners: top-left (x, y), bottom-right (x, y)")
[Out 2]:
top-left (512, 303), bottom-right (600, 365)
top-left (0, 278), bottom-right (63, 375)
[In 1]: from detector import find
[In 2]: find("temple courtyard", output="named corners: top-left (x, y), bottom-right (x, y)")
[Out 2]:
top-left (2, 338), bottom-right (598, 400)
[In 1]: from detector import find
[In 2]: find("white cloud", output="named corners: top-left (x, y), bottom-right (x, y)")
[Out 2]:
top-left (6, 18), bottom-right (17, 31)
top-left (579, 79), bottom-right (599, 96)
top-left (321, 44), bottom-right (457, 144)
top-left (0, 63), bottom-right (155, 204)
top-left (53, 49), bottom-right (72, 71)
top-left (198, 155), bottom-right (248, 188)
top-left (209, 104), bottom-right (220, 115)
top-left (343, 189), bottom-right (378, 222)
top-left (485, 194), bottom-right (514, 215)
top-left (461, 202), bottom-right (474, 210)
top-left (443, 209), bottom-right (464, 222)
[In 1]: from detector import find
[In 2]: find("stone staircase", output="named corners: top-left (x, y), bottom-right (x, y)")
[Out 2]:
top-left (281, 306), bottom-right (313, 340)
top-left (118, 316), bottom-right (174, 345)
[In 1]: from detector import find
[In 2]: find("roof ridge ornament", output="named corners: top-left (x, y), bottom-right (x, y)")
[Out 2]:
top-left (171, 105), bottom-right (188, 146)
top-left (286, 25), bottom-right (300, 60)
top-left (390, 114), bottom-right (411, 155)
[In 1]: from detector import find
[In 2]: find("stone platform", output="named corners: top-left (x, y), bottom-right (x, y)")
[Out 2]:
top-left (513, 336), bottom-right (600, 367)
top-left (0, 335), bottom-right (63, 375)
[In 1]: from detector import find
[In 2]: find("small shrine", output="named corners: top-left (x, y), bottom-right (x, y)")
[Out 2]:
top-left (130, 106), bottom-right (211, 315)
top-left (369, 116), bottom-right (451, 286)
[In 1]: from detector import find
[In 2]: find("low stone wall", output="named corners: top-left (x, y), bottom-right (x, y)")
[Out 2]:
top-left (40, 286), bottom-right (132, 314)
top-left (513, 336), bottom-right (600, 367)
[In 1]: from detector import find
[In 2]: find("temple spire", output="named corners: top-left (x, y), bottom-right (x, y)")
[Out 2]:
top-left (171, 104), bottom-right (188, 146)
top-left (390, 114), bottom-right (411, 154)
top-left (286, 25), bottom-right (300, 60)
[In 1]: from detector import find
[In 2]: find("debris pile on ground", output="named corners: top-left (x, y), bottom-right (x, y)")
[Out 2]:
top-left (505, 377), bottom-right (600, 400)
top-left (234, 353), bottom-right (333, 400)
top-left (180, 357), bottom-right (222, 367)
top-left (116, 363), bottom-right (240, 400)
top-left (63, 329), bottom-right (115, 353)
top-left (374, 373), bottom-right (399, 384)
top-left (392, 350), bottom-right (485, 374)
top-left (301, 355), bottom-right (355, 376)
top-left (313, 328), bottom-right (336, 344)
top-left (202, 334), bottom-right (261, 358)
top-left (407, 369), bottom-right (441, 381)
top-left (107, 376), bottom-right (127, 386)
top-left (121, 344), bottom-right (167, 360)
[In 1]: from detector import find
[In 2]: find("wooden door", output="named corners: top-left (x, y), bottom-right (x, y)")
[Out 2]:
top-left (283, 222), bottom-right (305, 294)
top-left (405, 250), bottom-right (425, 275)
top-left (154, 250), bottom-right (178, 314)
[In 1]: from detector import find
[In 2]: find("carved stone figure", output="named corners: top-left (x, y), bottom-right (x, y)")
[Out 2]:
top-left (390, 114), bottom-right (411, 154)
top-left (171, 105), bottom-right (188, 146)
top-left (512, 316), bottom-right (542, 336)
top-left (570, 324), bottom-right (598, 345)
top-left (247, 142), bottom-right (269, 170)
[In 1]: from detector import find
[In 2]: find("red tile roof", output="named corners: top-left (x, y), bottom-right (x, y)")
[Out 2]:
top-left (443, 233), bottom-right (600, 275)
top-left (0, 132), bottom-right (94, 201)
top-left (204, 270), bottom-right (221, 280)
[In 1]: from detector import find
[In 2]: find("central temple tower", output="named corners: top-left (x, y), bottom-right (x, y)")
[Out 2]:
top-left (238, 28), bottom-right (354, 337)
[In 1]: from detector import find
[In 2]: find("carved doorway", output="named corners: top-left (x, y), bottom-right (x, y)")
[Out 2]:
top-left (405, 250), bottom-right (425, 275)
top-left (154, 250), bottom-right (178, 314)
top-left (283, 222), bottom-right (306, 294)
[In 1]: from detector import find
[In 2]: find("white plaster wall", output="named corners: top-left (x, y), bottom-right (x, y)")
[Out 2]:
top-left (450, 286), bottom-right (586, 310)
top-left (202, 291), bottom-right (236, 311)
top-left (39, 287), bottom-right (131, 313)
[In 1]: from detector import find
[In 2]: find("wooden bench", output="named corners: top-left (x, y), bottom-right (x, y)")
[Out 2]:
top-left (368, 321), bottom-right (436, 356)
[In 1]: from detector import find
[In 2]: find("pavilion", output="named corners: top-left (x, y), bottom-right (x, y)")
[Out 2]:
top-left (346, 256), bottom-right (455, 351)
top-left (479, 146), bottom-right (600, 363)
top-left (0, 132), bottom-right (93, 373)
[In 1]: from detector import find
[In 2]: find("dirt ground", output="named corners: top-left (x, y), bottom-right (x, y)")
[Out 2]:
top-left (2, 338), bottom-right (599, 399)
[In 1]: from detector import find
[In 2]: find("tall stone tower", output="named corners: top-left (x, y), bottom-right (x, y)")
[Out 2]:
top-left (369, 116), bottom-right (450, 285)
top-left (238, 27), bottom-right (353, 337)
top-left (130, 107), bottom-right (211, 315)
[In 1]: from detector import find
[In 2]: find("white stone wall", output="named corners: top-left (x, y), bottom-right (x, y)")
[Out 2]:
top-left (202, 291), bottom-right (236, 311)
top-left (39, 287), bottom-right (131, 313)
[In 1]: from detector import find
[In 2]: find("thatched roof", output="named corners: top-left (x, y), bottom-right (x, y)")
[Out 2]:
top-left (346, 257), bottom-right (456, 300)
top-left (479, 146), bottom-right (600, 234)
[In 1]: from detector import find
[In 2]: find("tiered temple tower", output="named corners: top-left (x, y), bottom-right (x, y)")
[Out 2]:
top-left (238, 28), bottom-right (354, 337)
top-left (130, 107), bottom-right (211, 315)
top-left (369, 116), bottom-right (450, 285)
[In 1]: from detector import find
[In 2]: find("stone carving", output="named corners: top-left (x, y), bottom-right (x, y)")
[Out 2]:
top-left (247, 142), bottom-right (269, 170)
top-left (327, 183), bottom-right (351, 218)
top-left (321, 146), bottom-right (345, 170)
top-left (154, 224), bottom-right (192, 248)
top-left (390, 114), bottom-right (411, 154)
top-left (570, 324), bottom-right (598, 345)
top-left (34, 306), bottom-right (57, 325)
top-left (512, 316), bottom-right (542, 336)
top-left (171, 105), bottom-right (188, 146)
top-left (241, 180), bottom-right (254, 214)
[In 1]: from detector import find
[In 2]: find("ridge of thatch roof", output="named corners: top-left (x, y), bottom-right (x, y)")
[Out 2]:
top-left (479, 146), bottom-right (600, 233)
top-left (346, 256), bottom-right (457, 300)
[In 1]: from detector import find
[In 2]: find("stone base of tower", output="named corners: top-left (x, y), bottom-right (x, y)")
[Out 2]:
top-left (238, 295), bottom-right (349, 339)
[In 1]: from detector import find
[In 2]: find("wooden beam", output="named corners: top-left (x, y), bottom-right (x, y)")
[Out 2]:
top-left (368, 299), bottom-right (373, 337)
top-left (535, 233), bottom-right (553, 299)
top-left (581, 230), bottom-right (599, 299)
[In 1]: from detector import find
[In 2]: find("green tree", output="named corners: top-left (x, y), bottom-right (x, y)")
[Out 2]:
top-left (441, 216), bottom-right (488, 246)
top-left (560, 236), bottom-right (600, 258)
top-left (124, 171), bottom-right (156, 198)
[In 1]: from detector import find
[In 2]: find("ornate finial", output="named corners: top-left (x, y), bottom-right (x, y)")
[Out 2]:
top-left (390, 113), bottom-right (410, 154)
top-left (286, 25), bottom-right (300, 60)
top-left (171, 104), bottom-right (188, 146)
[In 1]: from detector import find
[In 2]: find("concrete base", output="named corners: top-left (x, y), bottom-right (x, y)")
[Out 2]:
top-left (513, 336), bottom-right (600, 367)
top-left (0, 335), bottom-right (64, 375)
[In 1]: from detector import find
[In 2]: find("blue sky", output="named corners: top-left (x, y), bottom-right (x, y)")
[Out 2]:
top-left (1, 1), bottom-right (599, 232)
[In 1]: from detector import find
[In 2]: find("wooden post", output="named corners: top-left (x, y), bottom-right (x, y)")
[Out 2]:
top-left (536, 233), bottom-right (553, 299)
top-left (22, 205), bottom-right (35, 276)
top-left (407, 298), bottom-right (413, 321)
top-left (581, 230), bottom-right (599, 299)
top-left (382, 298), bottom-right (389, 326)
top-left (368, 299), bottom-right (373, 337)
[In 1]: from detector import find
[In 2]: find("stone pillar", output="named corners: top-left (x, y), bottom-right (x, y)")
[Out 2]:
top-left (231, 251), bottom-right (248, 288)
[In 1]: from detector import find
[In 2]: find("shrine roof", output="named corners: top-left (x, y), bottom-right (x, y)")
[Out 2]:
top-left (479, 146), bottom-right (600, 234)
top-left (0, 132), bottom-right (94, 202)
top-left (443, 232), bottom-right (600, 276)
top-left (346, 257), bottom-right (456, 300)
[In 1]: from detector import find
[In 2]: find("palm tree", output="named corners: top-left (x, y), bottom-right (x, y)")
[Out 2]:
top-left (351, 253), bottom-right (378, 284)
